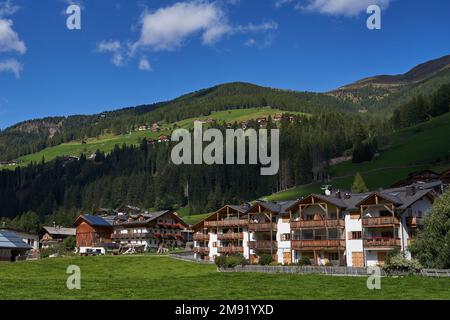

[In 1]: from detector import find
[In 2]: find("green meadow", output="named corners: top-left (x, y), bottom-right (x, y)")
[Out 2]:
top-left (0, 256), bottom-right (448, 300)
top-left (6, 107), bottom-right (307, 168)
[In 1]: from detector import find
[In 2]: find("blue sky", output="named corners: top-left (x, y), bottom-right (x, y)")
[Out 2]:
top-left (0, 0), bottom-right (449, 129)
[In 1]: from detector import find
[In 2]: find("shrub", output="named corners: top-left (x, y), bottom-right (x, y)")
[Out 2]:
top-left (269, 261), bottom-right (281, 266)
top-left (324, 261), bottom-right (333, 267)
top-left (297, 256), bottom-right (312, 266)
top-left (214, 254), bottom-right (247, 268)
top-left (214, 256), bottom-right (227, 268)
top-left (383, 254), bottom-right (423, 274)
top-left (258, 254), bottom-right (274, 266)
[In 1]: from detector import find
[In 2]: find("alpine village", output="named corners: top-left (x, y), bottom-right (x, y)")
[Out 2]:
top-left (1, 55), bottom-right (450, 278)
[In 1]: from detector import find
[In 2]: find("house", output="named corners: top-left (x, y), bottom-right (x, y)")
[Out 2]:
top-left (41, 226), bottom-right (76, 249)
top-left (74, 215), bottom-right (115, 255)
top-left (192, 204), bottom-right (251, 261)
top-left (256, 117), bottom-right (267, 126)
top-left (151, 122), bottom-right (160, 132)
top-left (273, 114), bottom-right (282, 122)
top-left (0, 227), bottom-right (39, 250)
top-left (111, 210), bottom-right (188, 253)
top-left (158, 135), bottom-right (170, 143)
top-left (440, 169), bottom-right (450, 187)
top-left (391, 170), bottom-right (441, 187)
top-left (0, 229), bottom-right (32, 262)
top-left (192, 181), bottom-right (441, 266)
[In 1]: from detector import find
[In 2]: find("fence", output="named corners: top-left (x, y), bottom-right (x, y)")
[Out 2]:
top-left (218, 265), bottom-right (383, 276)
top-left (169, 251), bottom-right (215, 264)
top-left (421, 269), bottom-right (450, 277)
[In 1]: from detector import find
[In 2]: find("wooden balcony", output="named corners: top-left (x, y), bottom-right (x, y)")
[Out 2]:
top-left (111, 232), bottom-right (150, 240)
top-left (218, 246), bottom-right (244, 254)
top-left (205, 220), bottom-right (248, 227)
top-left (363, 238), bottom-right (401, 247)
top-left (291, 219), bottom-right (345, 229)
top-left (248, 240), bottom-right (277, 250)
top-left (362, 216), bottom-right (400, 227)
top-left (406, 217), bottom-right (424, 228)
top-left (248, 223), bottom-right (277, 232)
top-left (193, 233), bottom-right (210, 241)
top-left (291, 239), bottom-right (346, 250)
top-left (193, 247), bottom-right (210, 254)
top-left (217, 233), bottom-right (244, 240)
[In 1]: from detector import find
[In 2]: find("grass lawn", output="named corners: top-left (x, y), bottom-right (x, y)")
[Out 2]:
top-left (0, 256), bottom-right (449, 300)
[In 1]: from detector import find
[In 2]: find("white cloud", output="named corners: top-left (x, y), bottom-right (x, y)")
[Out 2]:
top-left (235, 21), bottom-right (278, 33)
top-left (99, 1), bottom-right (278, 69)
top-left (0, 19), bottom-right (26, 54)
top-left (274, 0), bottom-right (295, 8)
top-left (132, 1), bottom-right (231, 52)
top-left (0, 0), bottom-right (19, 17)
top-left (0, 58), bottom-right (22, 78)
top-left (302, 0), bottom-right (391, 16)
top-left (138, 57), bottom-right (151, 71)
top-left (96, 40), bottom-right (126, 66)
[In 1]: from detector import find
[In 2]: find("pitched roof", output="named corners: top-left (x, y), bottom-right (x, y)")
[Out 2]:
top-left (0, 230), bottom-right (32, 250)
top-left (43, 226), bottom-right (76, 236)
top-left (77, 215), bottom-right (113, 227)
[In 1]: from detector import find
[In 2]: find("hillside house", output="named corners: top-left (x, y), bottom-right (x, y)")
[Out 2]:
top-left (41, 226), bottom-right (76, 249)
top-left (151, 122), bottom-right (160, 132)
top-left (158, 135), bottom-right (170, 143)
top-left (0, 230), bottom-right (32, 262)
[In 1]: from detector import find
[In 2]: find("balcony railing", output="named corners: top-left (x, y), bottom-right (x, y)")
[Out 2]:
top-left (248, 223), bottom-right (277, 232)
top-left (204, 219), bottom-right (248, 227)
top-left (218, 246), bottom-right (244, 254)
top-left (111, 232), bottom-right (150, 240)
top-left (291, 239), bottom-right (346, 250)
top-left (217, 233), bottom-right (244, 240)
top-left (193, 247), bottom-right (210, 254)
top-left (362, 216), bottom-right (400, 227)
top-left (406, 217), bottom-right (424, 228)
top-left (193, 233), bottom-right (210, 241)
top-left (248, 240), bottom-right (277, 250)
top-left (290, 219), bottom-right (345, 229)
top-left (363, 238), bottom-right (401, 247)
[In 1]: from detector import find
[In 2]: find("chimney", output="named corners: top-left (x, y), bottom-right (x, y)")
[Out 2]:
top-left (344, 193), bottom-right (351, 199)
top-left (336, 190), bottom-right (342, 199)
top-left (406, 185), bottom-right (416, 196)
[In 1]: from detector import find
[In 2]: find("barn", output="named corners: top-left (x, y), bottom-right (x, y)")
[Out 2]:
top-left (74, 215), bottom-right (114, 255)
top-left (0, 230), bottom-right (32, 262)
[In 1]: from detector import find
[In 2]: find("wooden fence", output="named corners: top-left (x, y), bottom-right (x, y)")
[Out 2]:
top-left (218, 265), bottom-right (382, 276)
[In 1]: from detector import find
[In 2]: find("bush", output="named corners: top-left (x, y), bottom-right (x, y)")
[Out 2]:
top-left (324, 261), bottom-right (333, 267)
top-left (297, 256), bottom-right (312, 266)
top-left (383, 254), bottom-right (423, 274)
top-left (269, 261), bottom-right (281, 266)
top-left (215, 254), bottom-right (247, 268)
top-left (258, 254), bottom-right (274, 266)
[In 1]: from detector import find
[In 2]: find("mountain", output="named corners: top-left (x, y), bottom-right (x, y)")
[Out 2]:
top-left (329, 55), bottom-right (450, 111)
top-left (1, 55), bottom-right (449, 162)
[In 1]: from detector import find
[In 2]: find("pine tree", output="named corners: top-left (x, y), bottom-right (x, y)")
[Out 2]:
top-left (351, 173), bottom-right (369, 193)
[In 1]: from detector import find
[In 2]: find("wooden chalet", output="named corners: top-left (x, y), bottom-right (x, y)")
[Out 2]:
top-left (41, 226), bottom-right (76, 249)
top-left (74, 215), bottom-right (115, 254)
top-left (112, 210), bottom-right (188, 252)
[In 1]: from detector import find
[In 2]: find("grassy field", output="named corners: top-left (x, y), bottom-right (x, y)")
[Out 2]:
top-left (3, 107), bottom-right (307, 168)
top-left (0, 256), bottom-right (449, 300)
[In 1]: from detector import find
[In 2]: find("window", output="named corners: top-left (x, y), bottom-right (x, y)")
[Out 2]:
top-left (328, 253), bottom-right (339, 261)
top-left (281, 233), bottom-right (291, 241)
top-left (351, 231), bottom-right (362, 239)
